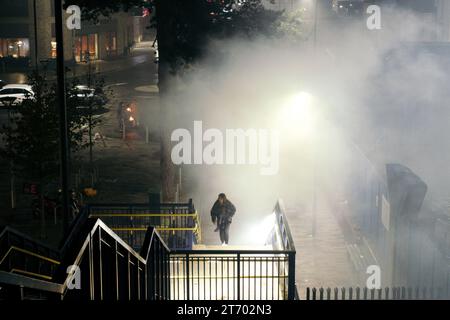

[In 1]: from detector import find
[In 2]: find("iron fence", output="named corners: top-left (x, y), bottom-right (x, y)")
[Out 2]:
top-left (170, 250), bottom-right (295, 300)
top-left (0, 220), bottom-right (171, 301)
top-left (0, 200), bottom-right (298, 301)
top-left (87, 200), bottom-right (201, 251)
top-left (305, 286), bottom-right (449, 300)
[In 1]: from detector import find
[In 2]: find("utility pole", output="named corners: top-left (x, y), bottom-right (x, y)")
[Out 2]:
top-left (54, 0), bottom-right (71, 237)
top-left (313, 0), bottom-right (318, 51)
top-left (86, 54), bottom-right (94, 170)
top-left (33, 0), bottom-right (39, 73)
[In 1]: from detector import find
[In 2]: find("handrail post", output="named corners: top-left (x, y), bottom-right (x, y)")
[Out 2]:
top-left (288, 252), bottom-right (296, 300)
top-left (237, 253), bottom-right (241, 300)
top-left (186, 253), bottom-right (190, 300)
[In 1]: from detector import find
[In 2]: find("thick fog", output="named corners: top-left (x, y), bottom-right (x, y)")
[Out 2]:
top-left (161, 5), bottom-right (449, 249)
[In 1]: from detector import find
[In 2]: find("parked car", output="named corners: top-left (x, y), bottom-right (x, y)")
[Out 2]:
top-left (0, 84), bottom-right (34, 107)
top-left (70, 85), bottom-right (108, 110)
top-left (0, 80), bottom-right (6, 89)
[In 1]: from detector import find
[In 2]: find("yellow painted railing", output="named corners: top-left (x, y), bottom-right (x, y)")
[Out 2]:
top-left (89, 211), bottom-right (202, 244)
top-left (0, 246), bottom-right (61, 280)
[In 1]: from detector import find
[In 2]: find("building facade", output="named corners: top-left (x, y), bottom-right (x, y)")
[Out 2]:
top-left (0, 0), bottom-right (147, 70)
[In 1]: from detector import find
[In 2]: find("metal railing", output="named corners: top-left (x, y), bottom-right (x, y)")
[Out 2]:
top-left (0, 199), bottom-right (298, 300)
top-left (170, 249), bottom-right (295, 300)
top-left (0, 204), bottom-right (91, 282)
top-left (0, 227), bottom-right (61, 281)
top-left (86, 200), bottom-right (201, 251)
top-left (269, 200), bottom-right (296, 252)
top-left (0, 220), bottom-right (170, 301)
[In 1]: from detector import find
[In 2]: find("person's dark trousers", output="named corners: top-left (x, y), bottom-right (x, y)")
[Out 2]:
top-left (219, 223), bottom-right (231, 244)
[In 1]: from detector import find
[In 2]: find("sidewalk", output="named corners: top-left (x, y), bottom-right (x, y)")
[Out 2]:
top-left (284, 198), bottom-right (362, 297)
top-left (0, 41), bottom-right (155, 84)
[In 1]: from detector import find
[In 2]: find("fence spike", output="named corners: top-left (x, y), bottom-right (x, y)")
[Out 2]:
top-left (407, 287), bottom-right (412, 300)
top-left (319, 287), bottom-right (324, 300)
top-left (437, 287), bottom-right (443, 300)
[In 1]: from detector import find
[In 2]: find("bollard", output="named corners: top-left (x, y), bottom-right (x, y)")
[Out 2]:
top-left (122, 119), bottom-right (126, 140)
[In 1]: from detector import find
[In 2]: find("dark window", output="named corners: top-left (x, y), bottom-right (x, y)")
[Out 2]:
top-left (0, 0), bottom-right (29, 17)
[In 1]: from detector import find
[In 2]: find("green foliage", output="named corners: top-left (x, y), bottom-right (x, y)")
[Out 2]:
top-left (0, 72), bottom-right (59, 182)
top-left (63, 0), bottom-right (153, 22)
top-left (0, 72), bottom-right (105, 184)
top-left (226, 0), bottom-right (282, 38)
top-left (275, 8), bottom-right (310, 43)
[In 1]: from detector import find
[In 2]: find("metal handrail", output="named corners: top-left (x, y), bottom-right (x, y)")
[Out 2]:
top-left (0, 226), bottom-right (62, 281)
top-left (273, 199), bottom-right (296, 252)
top-left (0, 246), bottom-right (61, 266)
top-left (0, 270), bottom-right (64, 295)
top-left (0, 202), bottom-right (199, 283)
top-left (0, 200), bottom-right (298, 300)
top-left (87, 205), bottom-right (202, 250)
top-left (90, 213), bottom-right (198, 217)
top-left (172, 249), bottom-right (295, 255)
top-left (0, 217), bottom-right (173, 300)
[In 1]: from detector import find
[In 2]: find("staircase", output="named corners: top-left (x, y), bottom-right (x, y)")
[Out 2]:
top-left (0, 200), bottom-right (298, 300)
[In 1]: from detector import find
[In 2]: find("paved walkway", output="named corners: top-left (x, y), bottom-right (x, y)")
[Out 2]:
top-left (284, 200), bottom-right (361, 297)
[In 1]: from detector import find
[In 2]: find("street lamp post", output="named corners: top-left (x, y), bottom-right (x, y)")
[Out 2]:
top-left (313, 0), bottom-right (318, 50)
top-left (33, 0), bottom-right (39, 72)
top-left (54, 0), bottom-right (71, 237)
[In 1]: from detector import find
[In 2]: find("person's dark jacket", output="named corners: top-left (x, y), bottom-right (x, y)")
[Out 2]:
top-left (211, 199), bottom-right (236, 225)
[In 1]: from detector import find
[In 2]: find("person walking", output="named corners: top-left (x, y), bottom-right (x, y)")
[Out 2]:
top-left (210, 193), bottom-right (236, 246)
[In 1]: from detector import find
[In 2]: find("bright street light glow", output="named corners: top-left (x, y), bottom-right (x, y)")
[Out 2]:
top-left (278, 91), bottom-right (317, 139)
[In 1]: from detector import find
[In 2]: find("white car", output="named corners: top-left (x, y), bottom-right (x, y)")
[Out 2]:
top-left (0, 84), bottom-right (34, 107)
